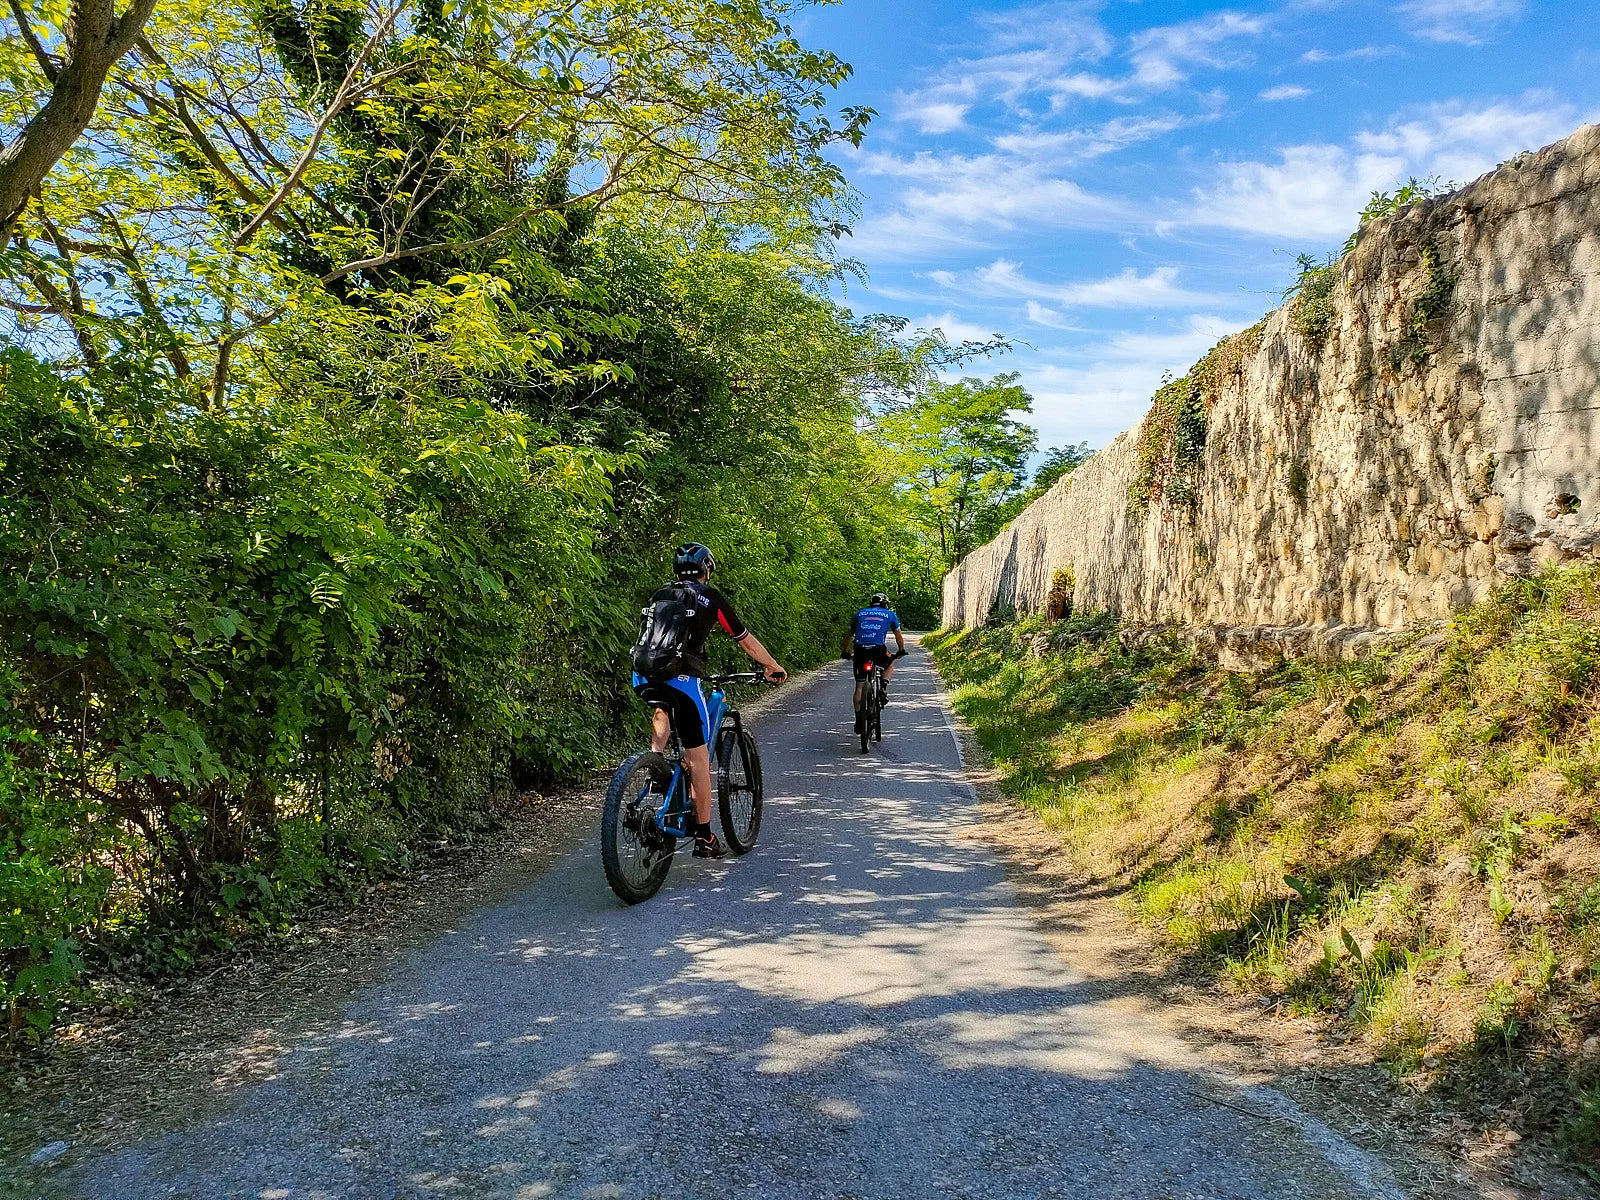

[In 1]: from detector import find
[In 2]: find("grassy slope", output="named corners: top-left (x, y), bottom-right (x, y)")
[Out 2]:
top-left (928, 565), bottom-right (1600, 1163)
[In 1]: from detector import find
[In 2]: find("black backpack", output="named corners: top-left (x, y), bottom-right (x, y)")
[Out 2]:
top-left (630, 582), bottom-right (705, 677)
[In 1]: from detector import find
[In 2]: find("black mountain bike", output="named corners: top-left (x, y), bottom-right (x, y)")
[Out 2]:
top-left (852, 649), bottom-right (906, 753)
top-left (600, 673), bottom-right (771, 905)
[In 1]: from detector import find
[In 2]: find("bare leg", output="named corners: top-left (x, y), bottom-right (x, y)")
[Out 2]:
top-left (684, 744), bottom-right (714, 824)
top-left (650, 708), bottom-right (671, 753)
top-left (852, 681), bottom-right (865, 710)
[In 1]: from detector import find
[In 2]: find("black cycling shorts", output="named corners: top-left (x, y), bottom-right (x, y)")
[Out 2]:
top-left (852, 642), bottom-right (892, 681)
top-left (632, 673), bottom-right (709, 750)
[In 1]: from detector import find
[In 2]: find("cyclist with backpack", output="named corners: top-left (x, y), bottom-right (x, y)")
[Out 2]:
top-left (841, 592), bottom-right (906, 734)
top-left (631, 543), bottom-right (786, 859)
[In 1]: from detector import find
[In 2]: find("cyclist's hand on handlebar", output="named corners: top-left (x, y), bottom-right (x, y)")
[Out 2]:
top-left (765, 664), bottom-right (787, 684)
top-left (893, 649), bottom-right (909, 659)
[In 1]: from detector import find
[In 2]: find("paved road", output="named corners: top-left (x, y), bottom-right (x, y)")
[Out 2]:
top-left (51, 647), bottom-right (1405, 1199)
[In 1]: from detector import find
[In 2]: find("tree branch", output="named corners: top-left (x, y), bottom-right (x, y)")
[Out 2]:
top-left (0, 0), bottom-right (159, 244)
top-left (7, 0), bottom-right (58, 82)
top-left (233, 0), bottom-right (401, 248)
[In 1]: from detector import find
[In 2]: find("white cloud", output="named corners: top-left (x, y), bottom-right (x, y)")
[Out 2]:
top-left (974, 261), bottom-right (1222, 309)
top-left (846, 148), bottom-right (1125, 256)
top-left (1026, 300), bottom-right (1070, 328)
top-left (1259, 85), bottom-right (1312, 102)
top-left (1095, 313), bottom-right (1242, 361)
top-left (1015, 314), bottom-right (1248, 445)
top-left (1128, 10), bottom-right (1267, 90)
top-left (1299, 45), bottom-right (1397, 63)
top-left (990, 114), bottom-right (1189, 159)
top-left (1398, 0), bottom-right (1524, 45)
top-left (899, 100), bottom-right (970, 134)
top-left (1187, 96), bottom-right (1584, 240)
top-left (912, 311), bottom-right (1010, 345)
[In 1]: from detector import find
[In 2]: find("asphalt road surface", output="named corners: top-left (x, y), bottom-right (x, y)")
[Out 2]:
top-left (51, 646), bottom-right (1406, 1199)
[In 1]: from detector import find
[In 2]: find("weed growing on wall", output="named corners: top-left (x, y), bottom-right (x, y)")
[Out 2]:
top-left (1288, 255), bottom-right (1339, 352)
top-left (1129, 374), bottom-right (1207, 515)
top-left (1128, 322), bottom-right (1266, 518)
top-left (1387, 244), bottom-right (1459, 372)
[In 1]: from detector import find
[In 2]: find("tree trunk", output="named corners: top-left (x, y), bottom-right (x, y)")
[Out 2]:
top-left (0, 0), bottom-right (159, 245)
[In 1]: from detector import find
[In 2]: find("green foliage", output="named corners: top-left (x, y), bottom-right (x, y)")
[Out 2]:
top-left (1286, 459), bottom-right (1311, 504)
top-left (1129, 372), bottom-right (1207, 515)
top-left (876, 373), bottom-right (1038, 571)
top-left (1343, 177), bottom-right (1455, 254)
top-left (1289, 255), bottom-right (1339, 352)
top-left (1126, 322), bottom-right (1268, 521)
top-left (0, 0), bottom-right (943, 1038)
top-left (1384, 244), bottom-right (1459, 371)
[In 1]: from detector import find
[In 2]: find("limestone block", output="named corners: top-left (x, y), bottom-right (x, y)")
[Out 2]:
top-left (1466, 541), bottom-right (1496, 578)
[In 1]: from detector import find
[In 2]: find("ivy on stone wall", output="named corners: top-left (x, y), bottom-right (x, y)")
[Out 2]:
top-left (1128, 321), bottom-right (1267, 517)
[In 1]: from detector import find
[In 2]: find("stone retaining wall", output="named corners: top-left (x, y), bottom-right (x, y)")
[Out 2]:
top-left (942, 124), bottom-right (1600, 644)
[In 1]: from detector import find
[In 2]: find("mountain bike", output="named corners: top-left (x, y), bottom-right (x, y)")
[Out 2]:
top-left (853, 649), bottom-right (907, 754)
top-left (601, 672), bottom-right (771, 905)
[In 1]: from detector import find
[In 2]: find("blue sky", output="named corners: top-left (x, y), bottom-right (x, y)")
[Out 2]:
top-left (793, 0), bottom-right (1600, 453)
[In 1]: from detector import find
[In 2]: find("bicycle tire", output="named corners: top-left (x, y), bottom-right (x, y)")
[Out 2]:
top-left (717, 727), bottom-right (763, 854)
top-left (859, 693), bottom-right (873, 753)
top-left (601, 751), bottom-right (676, 904)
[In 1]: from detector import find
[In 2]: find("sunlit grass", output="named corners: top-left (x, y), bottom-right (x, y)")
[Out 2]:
top-left (929, 564), bottom-right (1600, 1154)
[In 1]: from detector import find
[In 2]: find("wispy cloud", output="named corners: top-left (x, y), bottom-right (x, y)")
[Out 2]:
top-left (971, 261), bottom-right (1223, 309)
top-left (1299, 45), bottom-right (1398, 64)
top-left (846, 148), bottom-right (1125, 256)
top-left (892, 2), bottom-right (1265, 130)
top-left (1128, 11), bottom-right (1268, 90)
top-left (1398, 0), bottom-right (1525, 45)
top-left (1260, 84), bottom-right (1312, 102)
top-left (990, 113), bottom-right (1191, 158)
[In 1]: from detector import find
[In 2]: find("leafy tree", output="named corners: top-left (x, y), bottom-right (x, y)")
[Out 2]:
top-left (0, 0), bottom-right (966, 1041)
top-left (0, 0), bottom-right (159, 244)
top-left (877, 372), bottom-right (1038, 568)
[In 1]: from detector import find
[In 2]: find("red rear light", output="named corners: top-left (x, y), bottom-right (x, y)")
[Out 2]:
top-left (864, 662), bottom-right (873, 671)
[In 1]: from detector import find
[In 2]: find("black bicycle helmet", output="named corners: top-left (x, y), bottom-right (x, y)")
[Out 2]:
top-left (674, 542), bottom-right (716, 578)
top-left (870, 591), bottom-right (889, 607)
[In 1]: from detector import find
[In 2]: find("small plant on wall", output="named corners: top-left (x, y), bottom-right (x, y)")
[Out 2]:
top-left (1045, 566), bottom-right (1076, 620)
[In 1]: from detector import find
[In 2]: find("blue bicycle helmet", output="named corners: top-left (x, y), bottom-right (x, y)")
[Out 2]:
top-left (674, 542), bottom-right (716, 578)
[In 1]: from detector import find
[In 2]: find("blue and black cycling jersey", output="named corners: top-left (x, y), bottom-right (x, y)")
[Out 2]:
top-left (849, 605), bottom-right (900, 648)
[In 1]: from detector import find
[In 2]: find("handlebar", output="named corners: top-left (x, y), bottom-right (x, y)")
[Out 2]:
top-left (707, 671), bottom-right (782, 687)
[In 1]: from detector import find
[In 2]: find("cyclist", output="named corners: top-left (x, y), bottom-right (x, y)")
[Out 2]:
top-left (841, 591), bottom-right (905, 734)
top-left (631, 543), bottom-right (786, 859)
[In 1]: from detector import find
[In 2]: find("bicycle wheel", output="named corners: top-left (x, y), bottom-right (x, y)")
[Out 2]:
top-left (601, 752), bottom-right (677, 904)
top-left (717, 727), bottom-right (763, 854)
top-left (859, 693), bottom-right (873, 753)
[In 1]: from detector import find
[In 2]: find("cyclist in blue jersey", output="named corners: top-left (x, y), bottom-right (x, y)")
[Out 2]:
top-left (840, 592), bottom-right (905, 734)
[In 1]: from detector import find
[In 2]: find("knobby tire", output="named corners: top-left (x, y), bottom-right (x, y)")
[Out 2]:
top-left (601, 751), bottom-right (676, 904)
top-left (717, 726), bottom-right (763, 854)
